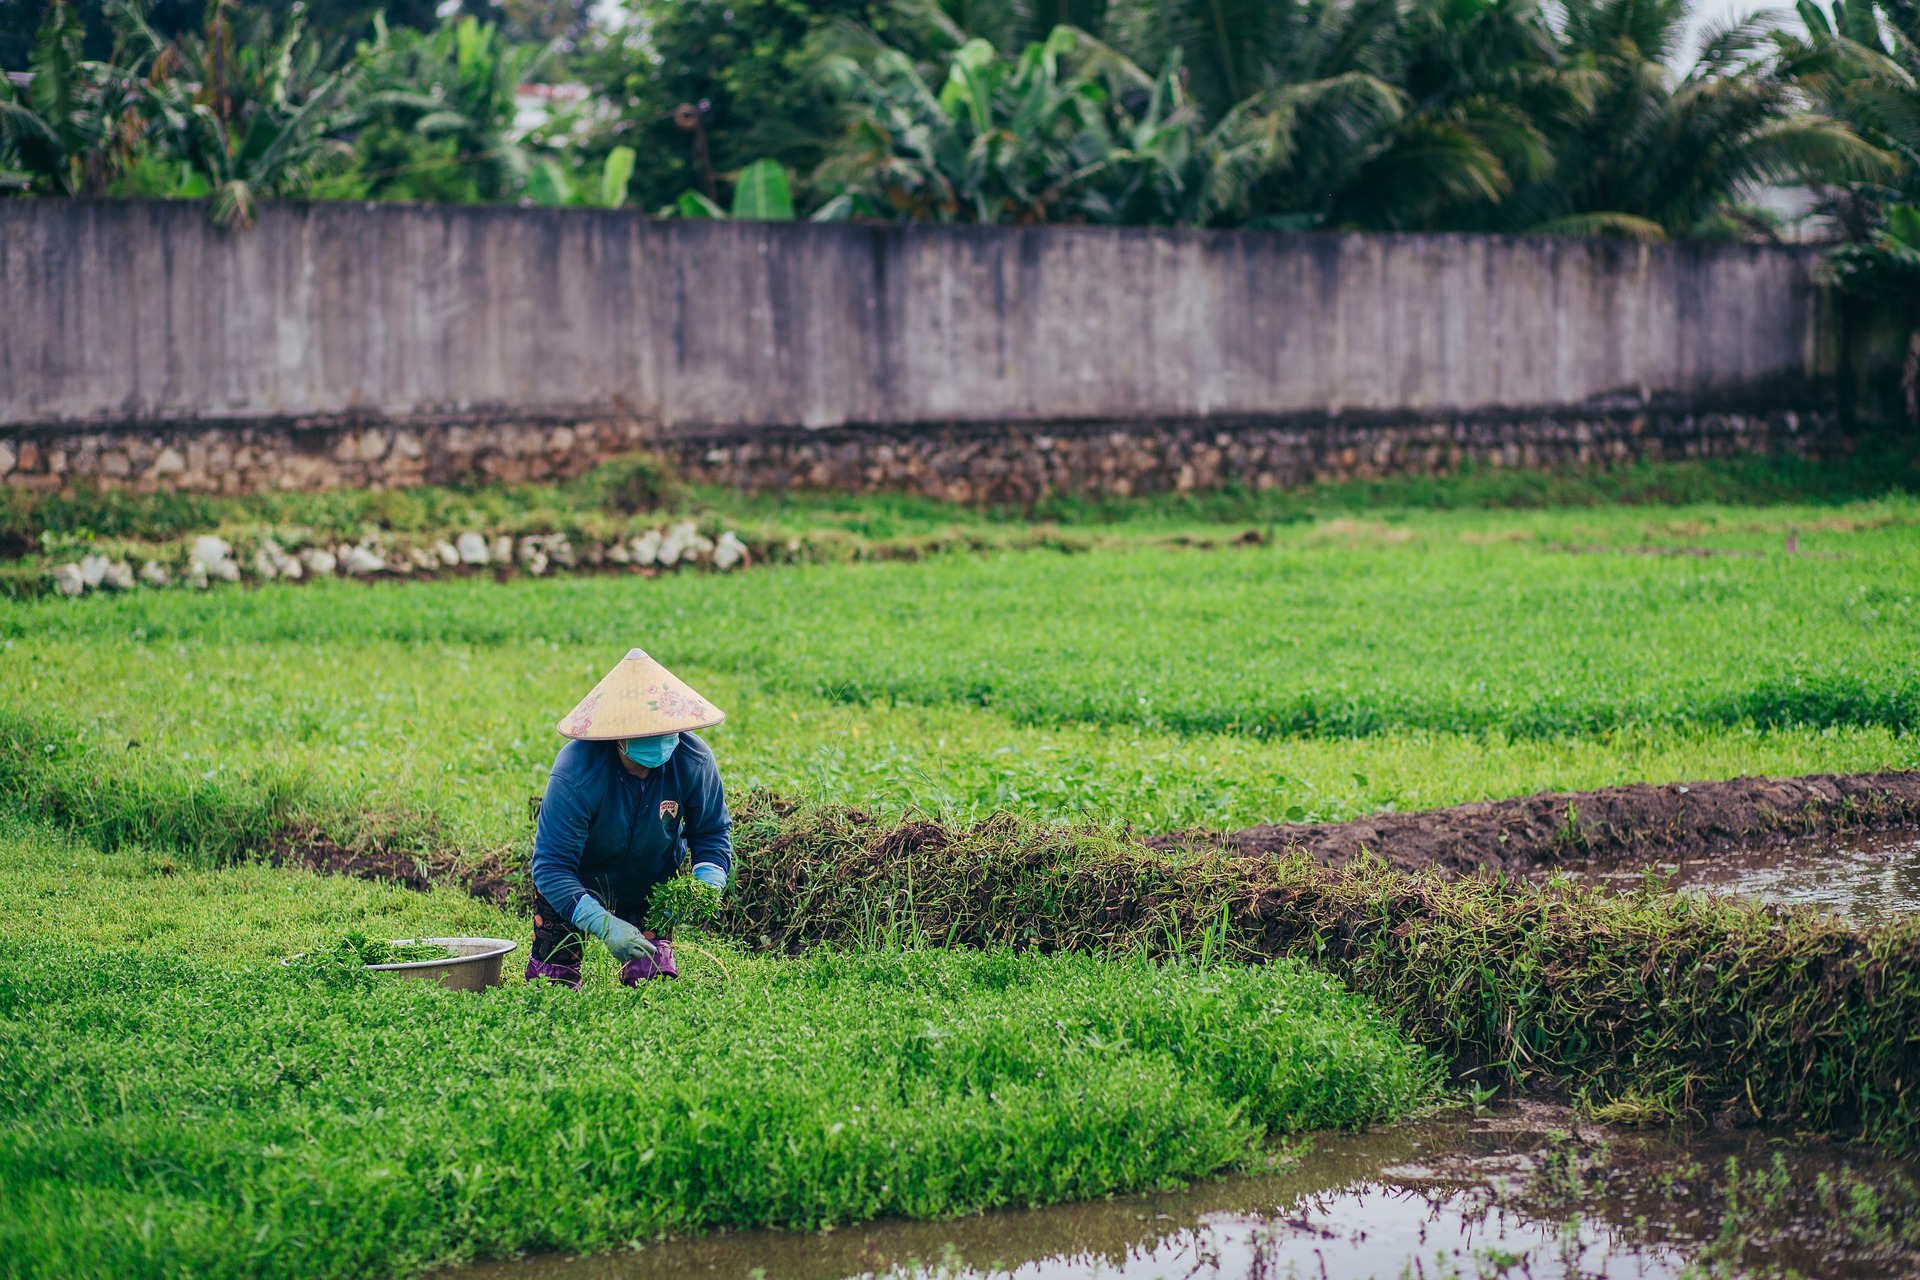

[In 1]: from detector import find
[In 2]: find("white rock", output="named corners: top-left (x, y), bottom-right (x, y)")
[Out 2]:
top-left (190, 535), bottom-right (232, 571)
top-left (658, 521), bottom-right (699, 566)
top-left (605, 541), bottom-right (631, 565)
top-left (276, 550), bottom-right (304, 581)
top-left (139, 560), bottom-right (171, 587)
top-left (584, 541), bottom-right (605, 566)
top-left (210, 558), bottom-right (240, 582)
top-left (629, 530), bottom-right (661, 566)
top-left (545, 535), bottom-right (576, 567)
top-left (435, 540), bottom-right (462, 567)
top-left (339, 545), bottom-right (386, 575)
top-left (488, 536), bottom-right (513, 565)
top-left (79, 554), bottom-right (111, 587)
top-left (525, 550), bottom-right (550, 576)
top-left (688, 532), bottom-right (715, 560)
top-left (712, 531), bottom-right (748, 571)
top-left (456, 532), bottom-right (490, 565)
top-left (52, 563), bottom-right (86, 596)
top-left (101, 560), bottom-right (136, 591)
top-left (408, 546), bottom-right (436, 571)
top-left (255, 539), bottom-right (301, 582)
top-left (300, 548), bottom-right (337, 576)
top-left (186, 561), bottom-right (210, 590)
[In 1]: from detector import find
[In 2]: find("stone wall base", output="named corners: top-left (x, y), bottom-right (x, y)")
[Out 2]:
top-left (674, 409), bottom-right (1838, 505)
top-left (0, 408), bottom-right (1839, 502)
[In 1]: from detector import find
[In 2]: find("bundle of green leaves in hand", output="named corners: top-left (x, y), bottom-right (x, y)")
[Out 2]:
top-left (643, 875), bottom-right (721, 935)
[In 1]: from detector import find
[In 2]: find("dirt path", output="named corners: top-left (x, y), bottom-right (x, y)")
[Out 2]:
top-left (1150, 772), bottom-right (1920, 877)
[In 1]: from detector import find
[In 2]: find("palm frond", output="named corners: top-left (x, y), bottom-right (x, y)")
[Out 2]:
top-left (1525, 210), bottom-right (1668, 236)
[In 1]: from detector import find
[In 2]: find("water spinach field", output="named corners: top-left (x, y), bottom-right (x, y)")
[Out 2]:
top-left (4, 469), bottom-right (1920, 1278)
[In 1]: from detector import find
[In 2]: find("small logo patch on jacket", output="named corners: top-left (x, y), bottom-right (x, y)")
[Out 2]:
top-left (659, 800), bottom-right (680, 821)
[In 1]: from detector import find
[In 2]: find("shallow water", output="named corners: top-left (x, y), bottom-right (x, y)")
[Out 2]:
top-left (1559, 829), bottom-right (1920, 922)
top-left (458, 833), bottom-right (1920, 1280)
top-left (456, 1102), bottom-right (1914, 1280)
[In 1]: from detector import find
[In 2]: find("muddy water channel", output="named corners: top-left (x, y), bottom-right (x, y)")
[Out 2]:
top-left (1554, 829), bottom-right (1920, 923)
top-left (463, 1102), bottom-right (1920, 1280)
top-left (463, 833), bottom-right (1920, 1280)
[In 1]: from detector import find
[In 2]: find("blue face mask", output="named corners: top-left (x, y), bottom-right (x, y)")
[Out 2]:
top-left (621, 733), bottom-right (680, 768)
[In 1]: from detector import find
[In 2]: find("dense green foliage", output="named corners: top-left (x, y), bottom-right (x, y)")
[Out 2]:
top-left (0, 938), bottom-right (1437, 1278)
top-left (6, 0), bottom-right (1920, 236)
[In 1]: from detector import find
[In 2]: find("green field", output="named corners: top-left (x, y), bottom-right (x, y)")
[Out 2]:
top-left (3, 478), bottom-right (1919, 1278)
top-left (6, 497), bottom-right (1917, 842)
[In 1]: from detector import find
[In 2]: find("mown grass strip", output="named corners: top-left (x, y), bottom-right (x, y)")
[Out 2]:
top-left (0, 941), bottom-right (1436, 1280)
top-left (722, 798), bottom-right (1920, 1148)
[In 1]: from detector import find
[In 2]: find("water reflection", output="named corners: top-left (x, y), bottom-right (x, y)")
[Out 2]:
top-left (1559, 829), bottom-right (1920, 922)
top-left (457, 1102), bottom-right (1892, 1280)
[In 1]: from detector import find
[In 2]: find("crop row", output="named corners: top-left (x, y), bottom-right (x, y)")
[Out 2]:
top-left (11, 529), bottom-right (1917, 741)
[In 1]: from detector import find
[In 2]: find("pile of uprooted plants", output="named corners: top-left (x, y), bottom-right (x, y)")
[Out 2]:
top-left (716, 791), bottom-right (1920, 1148)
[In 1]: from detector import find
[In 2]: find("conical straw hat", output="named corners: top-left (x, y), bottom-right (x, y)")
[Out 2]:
top-left (556, 649), bottom-right (725, 740)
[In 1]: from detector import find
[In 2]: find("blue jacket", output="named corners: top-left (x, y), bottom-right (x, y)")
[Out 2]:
top-left (529, 734), bottom-right (732, 920)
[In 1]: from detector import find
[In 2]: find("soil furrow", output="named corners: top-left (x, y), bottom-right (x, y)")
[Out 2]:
top-left (1151, 771), bottom-right (1920, 876)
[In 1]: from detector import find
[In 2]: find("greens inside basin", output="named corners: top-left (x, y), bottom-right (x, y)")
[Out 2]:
top-left (292, 933), bottom-right (454, 968)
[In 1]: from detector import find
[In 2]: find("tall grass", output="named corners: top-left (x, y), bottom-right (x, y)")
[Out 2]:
top-left (0, 941), bottom-right (1437, 1280)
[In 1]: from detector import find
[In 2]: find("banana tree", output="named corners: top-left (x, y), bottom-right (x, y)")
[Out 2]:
top-left (346, 14), bottom-right (563, 202)
top-left (115, 0), bottom-right (361, 226)
top-left (0, 0), bottom-right (148, 195)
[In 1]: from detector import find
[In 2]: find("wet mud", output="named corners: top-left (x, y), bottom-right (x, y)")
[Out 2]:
top-left (452, 1101), bottom-right (1920, 1280)
top-left (1156, 771), bottom-right (1920, 878)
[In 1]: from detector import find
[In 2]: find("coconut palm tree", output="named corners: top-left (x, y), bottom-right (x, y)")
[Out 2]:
top-left (1493, 0), bottom-right (1891, 237)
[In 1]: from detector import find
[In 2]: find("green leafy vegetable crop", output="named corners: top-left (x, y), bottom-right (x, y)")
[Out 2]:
top-left (0, 940), bottom-right (1437, 1279)
top-left (643, 874), bottom-right (721, 934)
top-left (298, 932), bottom-right (453, 967)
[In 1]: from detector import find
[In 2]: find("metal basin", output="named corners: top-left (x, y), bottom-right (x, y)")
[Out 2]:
top-left (367, 937), bottom-right (517, 991)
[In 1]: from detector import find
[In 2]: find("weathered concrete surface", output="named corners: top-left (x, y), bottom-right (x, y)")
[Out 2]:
top-left (1, 200), bottom-right (1840, 494)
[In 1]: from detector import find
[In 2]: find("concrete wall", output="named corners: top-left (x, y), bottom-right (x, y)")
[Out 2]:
top-left (0, 199), bottom-right (1841, 495)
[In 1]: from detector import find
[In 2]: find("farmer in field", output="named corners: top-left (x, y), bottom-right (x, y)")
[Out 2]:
top-left (526, 649), bottom-right (731, 987)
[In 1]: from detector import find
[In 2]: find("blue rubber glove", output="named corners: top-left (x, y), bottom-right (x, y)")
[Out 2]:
top-left (571, 895), bottom-right (656, 961)
top-left (691, 862), bottom-right (727, 892)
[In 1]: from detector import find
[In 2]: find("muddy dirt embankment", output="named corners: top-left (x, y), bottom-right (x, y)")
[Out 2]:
top-left (1151, 772), bottom-right (1920, 876)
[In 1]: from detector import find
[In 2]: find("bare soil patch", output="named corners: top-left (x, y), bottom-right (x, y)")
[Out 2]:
top-left (266, 825), bottom-right (520, 906)
top-left (1151, 771), bottom-right (1920, 877)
